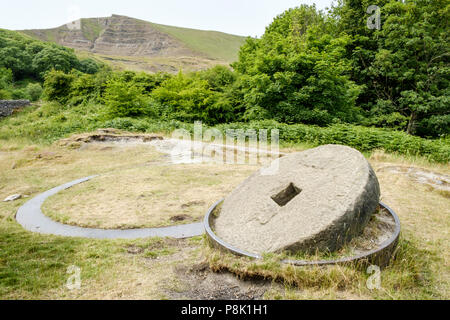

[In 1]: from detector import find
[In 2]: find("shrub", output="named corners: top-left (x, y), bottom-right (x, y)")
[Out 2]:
top-left (197, 65), bottom-right (237, 91)
top-left (11, 88), bottom-right (30, 100)
top-left (151, 72), bottom-right (237, 125)
top-left (69, 73), bottom-right (98, 105)
top-left (25, 83), bottom-right (43, 101)
top-left (0, 89), bottom-right (11, 99)
top-left (0, 67), bottom-right (12, 89)
top-left (43, 70), bottom-right (76, 103)
top-left (215, 120), bottom-right (450, 163)
top-left (103, 78), bottom-right (154, 118)
top-left (78, 58), bottom-right (100, 74)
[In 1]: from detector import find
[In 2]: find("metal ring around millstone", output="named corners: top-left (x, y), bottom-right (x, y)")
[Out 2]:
top-left (204, 200), bottom-right (401, 268)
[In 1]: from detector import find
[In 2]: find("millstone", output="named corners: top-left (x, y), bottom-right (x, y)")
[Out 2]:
top-left (213, 145), bottom-right (381, 255)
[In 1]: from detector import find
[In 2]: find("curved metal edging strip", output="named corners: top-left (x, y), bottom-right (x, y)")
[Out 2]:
top-left (204, 199), bottom-right (261, 259)
top-left (204, 200), bottom-right (401, 268)
top-left (16, 176), bottom-right (204, 239)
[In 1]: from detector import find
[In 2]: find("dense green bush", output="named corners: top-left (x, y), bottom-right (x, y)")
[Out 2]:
top-left (68, 73), bottom-right (99, 105)
top-left (102, 77), bottom-right (154, 118)
top-left (10, 88), bottom-right (29, 100)
top-left (31, 46), bottom-right (80, 79)
top-left (0, 67), bottom-right (12, 89)
top-left (25, 83), bottom-right (43, 101)
top-left (0, 89), bottom-right (11, 99)
top-left (43, 70), bottom-right (76, 103)
top-left (78, 58), bottom-right (101, 75)
top-left (215, 120), bottom-right (450, 163)
top-left (0, 67), bottom-right (13, 99)
top-left (150, 72), bottom-right (237, 125)
top-left (197, 65), bottom-right (237, 91)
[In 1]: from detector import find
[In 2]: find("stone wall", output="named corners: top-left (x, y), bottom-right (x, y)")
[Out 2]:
top-left (0, 100), bottom-right (31, 117)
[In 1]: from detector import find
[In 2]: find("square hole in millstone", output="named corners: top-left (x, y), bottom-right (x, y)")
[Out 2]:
top-left (271, 183), bottom-right (302, 207)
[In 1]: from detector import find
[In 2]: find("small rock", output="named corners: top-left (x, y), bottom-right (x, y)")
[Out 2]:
top-left (3, 194), bottom-right (22, 202)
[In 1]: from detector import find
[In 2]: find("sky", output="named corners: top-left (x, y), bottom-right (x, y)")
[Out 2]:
top-left (0, 0), bottom-right (334, 37)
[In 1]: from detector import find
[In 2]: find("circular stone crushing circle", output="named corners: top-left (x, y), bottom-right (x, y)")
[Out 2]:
top-left (204, 200), bottom-right (401, 268)
top-left (16, 176), bottom-right (204, 239)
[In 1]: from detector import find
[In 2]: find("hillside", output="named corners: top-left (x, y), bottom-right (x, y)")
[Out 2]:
top-left (20, 15), bottom-right (247, 73)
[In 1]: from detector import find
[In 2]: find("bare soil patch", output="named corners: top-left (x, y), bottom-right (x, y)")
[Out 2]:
top-left (167, 262), bottom-right (275, 300)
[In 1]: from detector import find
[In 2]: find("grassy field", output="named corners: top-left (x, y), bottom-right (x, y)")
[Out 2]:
top-left (1, 102), bottom-right (448, 163)
top-left (42, 144), bottom-right (257, 229)
top-left (0, 131), bottom-right (448, 299)
top-left (149, 22), bottom-right (246, 62)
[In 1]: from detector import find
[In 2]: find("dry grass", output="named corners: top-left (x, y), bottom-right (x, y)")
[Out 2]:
top-left (0, 138), bottom-right (448, 300)
top-left (371, 155), bottom-right (449, 298)
top-left (43, 159), bottom-right (257, 229)
top-left (0, 142), bottom-right (164, 203)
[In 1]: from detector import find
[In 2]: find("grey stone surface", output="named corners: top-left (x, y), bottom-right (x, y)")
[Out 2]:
top-left (213, 145), bottom-right (381, 255)
top-left (0, 100), bottom-right (31, 117)
top-left (16, 176), bottom-right (204, 239)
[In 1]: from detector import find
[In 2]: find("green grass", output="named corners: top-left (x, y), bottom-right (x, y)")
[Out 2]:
top-left (149, 22), bottom-right (247, 62)
top-left (0, 196), bottom-right (138, 298)
top-left (0, 216), bottom-right (121, 298)
top-left (207, 234), bottom-right (444, 299)
top-left (80, 19), bottom-right (106, 42)
top-left (0, 162), bottom-right (183, 300)
top-left (0, 102), bottom-right (448, 163)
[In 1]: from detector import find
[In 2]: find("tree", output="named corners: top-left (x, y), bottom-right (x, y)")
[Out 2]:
top-left (78, 58), bottom-right (100, 74)
top-left (370, 0), bottom-right (449, 136)
top-left (26, 83), bottom-right (43, 101)
top-left (43, 69), bottom-right (76, 103)
top-left (0, 40), bottom-right (32, 79)
top-left (32, 46), bottom-right (79, 79)
top-left (233, 5), bottom-right (362, 126)
top-left (335, 0), bottom-right (449, 137)
top-left (197, 65), bottom-right (237, 92)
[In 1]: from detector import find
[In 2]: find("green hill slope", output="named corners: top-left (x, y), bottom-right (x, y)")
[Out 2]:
top-left (20, 15), bottom-right (247, 73)
top-left (149, 22), bottom-right (245, 62)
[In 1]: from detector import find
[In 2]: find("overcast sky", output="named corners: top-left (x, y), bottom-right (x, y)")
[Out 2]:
top-left (0, 0), bottom-right (334, 37)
